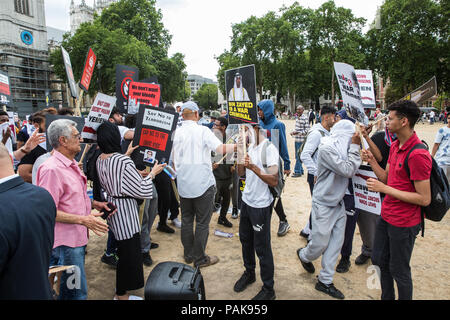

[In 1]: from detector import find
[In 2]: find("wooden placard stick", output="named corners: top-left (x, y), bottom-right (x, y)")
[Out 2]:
top-left (74, 90), bottom-right (85, 117)
top-left (78, 143), bottom-right (92, 165)
top-left (356, 122), bottom-right (366, 151)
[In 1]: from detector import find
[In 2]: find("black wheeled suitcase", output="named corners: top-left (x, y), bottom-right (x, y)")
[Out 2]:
top-left (144, 261), bottom-right (206, 300)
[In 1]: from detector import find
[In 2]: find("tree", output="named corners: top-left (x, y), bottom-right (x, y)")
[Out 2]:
top-left (193, 84), bottom-right (218, 109)
top-left (50, 21), bottom-right (156, 97)
top-left (50, 0), bottom-right (187, 102)
top-left (365, 0), bottom-right (449, 96)
top-left (215, 51), bottom-right (241, 97)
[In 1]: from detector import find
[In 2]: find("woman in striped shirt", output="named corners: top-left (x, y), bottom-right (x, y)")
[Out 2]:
top-left (95, 122), bottom-right (166, 300)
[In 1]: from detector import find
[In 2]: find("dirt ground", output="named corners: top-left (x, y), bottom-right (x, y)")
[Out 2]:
top-left (84, 120), bottom-right (450, 300)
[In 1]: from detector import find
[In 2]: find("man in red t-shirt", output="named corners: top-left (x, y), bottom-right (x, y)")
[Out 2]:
top-left (361, 100), bottom-right (431, 300)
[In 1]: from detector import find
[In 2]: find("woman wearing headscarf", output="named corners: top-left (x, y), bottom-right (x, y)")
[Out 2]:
top-left (296, 119), bottom-right (361, 300)
top-left (95, 122), bottom-right (166, 300)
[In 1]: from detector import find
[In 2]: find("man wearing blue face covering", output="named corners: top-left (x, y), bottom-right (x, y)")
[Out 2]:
top-left (257, 99), bottom-right (291, 237)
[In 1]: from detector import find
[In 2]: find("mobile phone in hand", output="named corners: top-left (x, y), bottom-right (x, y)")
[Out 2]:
top-left (101, 202), bottom-right (116, 220)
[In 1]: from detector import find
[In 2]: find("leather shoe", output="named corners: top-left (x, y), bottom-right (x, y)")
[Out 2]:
top-left (194, 255), bottom-right (219, 268)
top-left (297, 248), bottom-right (315, 273)
top-left (218, 217), bottom-right (233, 228)
top-left (157, 223), bottom-right (175, 234)
top-left (355, 253), bottom-right (371, 265)
top-left (150, 242), bottom-right (159, 250)
top-left (336, 256), bottom-right (351, 273)
top-left (142, 252), bottom-right (153, 267)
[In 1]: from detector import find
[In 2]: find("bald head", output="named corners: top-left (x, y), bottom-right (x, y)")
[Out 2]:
top-left (0, 143), bottom-right (14, 179)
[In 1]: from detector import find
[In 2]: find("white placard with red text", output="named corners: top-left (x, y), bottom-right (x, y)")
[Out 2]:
top-left (352, 165), bottom-right (381, 215)
top-left (81, 93), bottom-right (116, 140)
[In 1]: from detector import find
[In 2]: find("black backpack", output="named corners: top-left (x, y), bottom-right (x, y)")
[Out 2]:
top-left (404, 143), bottom-right (450, 236)
top-left (261, 140), bottom-right (285, 198)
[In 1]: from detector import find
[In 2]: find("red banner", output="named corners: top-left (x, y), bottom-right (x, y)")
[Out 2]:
top-left (128, 82), bottom-right (160, 107)
top-left (80, 47), bottom-right (96, 92)
top-left (139, 128), bottom-right (168, 151)
top-left (0, 82), bottom-right (10, 96)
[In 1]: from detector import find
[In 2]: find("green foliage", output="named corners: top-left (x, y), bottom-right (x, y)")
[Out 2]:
top-left (366, 0), bottom-right (448, 95)
top-left (193, 84), bottom-right (219, 109)
top-left (50, 0), bottom-right (186, 102)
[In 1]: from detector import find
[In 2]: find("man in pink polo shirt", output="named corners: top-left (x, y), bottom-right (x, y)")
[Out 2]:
top-left (37, 119), bottom-right (112, 300)
top-left (362, 100), bottom-right (431, 300)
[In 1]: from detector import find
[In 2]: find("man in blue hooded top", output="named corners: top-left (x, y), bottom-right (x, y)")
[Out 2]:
top-left (257, 99), bottom-right (291, 236)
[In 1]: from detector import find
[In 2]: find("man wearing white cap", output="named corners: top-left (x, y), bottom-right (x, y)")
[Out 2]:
top-left (172, 101), bottom-right (237, 268)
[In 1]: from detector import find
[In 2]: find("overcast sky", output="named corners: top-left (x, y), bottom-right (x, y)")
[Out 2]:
top-left (44, 0), bottom-right (383, 82)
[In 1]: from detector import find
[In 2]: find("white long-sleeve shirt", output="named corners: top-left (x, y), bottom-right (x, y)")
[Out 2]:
top-left (300, 123), bottom-right (330, 177)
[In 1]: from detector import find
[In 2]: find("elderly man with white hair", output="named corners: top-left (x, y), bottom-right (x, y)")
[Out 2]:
top-left (36, 119), bottom-right (113, 300)
top-left (296, 119), bottom-right (361, 300)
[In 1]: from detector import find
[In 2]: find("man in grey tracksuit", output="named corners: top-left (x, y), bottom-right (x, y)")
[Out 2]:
top-left (297, 119), bottom-right (361, 299)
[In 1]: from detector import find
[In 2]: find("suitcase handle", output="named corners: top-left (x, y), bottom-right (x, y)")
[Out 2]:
top-left (189, 266), bottom-right (200, 289)
top-left (172, 265), bottom-right (185, 284)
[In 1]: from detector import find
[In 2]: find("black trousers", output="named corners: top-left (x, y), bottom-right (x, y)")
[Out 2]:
top-left (239, 201), bottom-right (274, 290)
top-left (116, 233), bottom-right (144, 296)
top-left (215, 179), bottom-right (232, 218)
top-left (371, 217), bottom-right (421, 300)
top-left (154, 172), bottom-right (179, 225)
top-left (274, 197), bottom-right (287, 222)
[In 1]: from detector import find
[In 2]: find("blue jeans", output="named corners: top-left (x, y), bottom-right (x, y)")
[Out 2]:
top-left (294, 141), bottom-right (304, 175)
top-left (50, 246), bottom-right (88, 300)
top-left (106, 230), bottom-right (117, 256)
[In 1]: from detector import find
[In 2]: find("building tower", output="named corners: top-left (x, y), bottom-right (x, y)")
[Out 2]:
top-left (0, 0), bottom-right (54, 115)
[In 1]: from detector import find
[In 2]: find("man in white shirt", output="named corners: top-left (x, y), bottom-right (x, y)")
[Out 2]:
top-left (233, 124), bottom-right (278, 300)
top-left (172, 101), bottom-right (236, 268)
top-left (432, 113), bottom-right (450, 182)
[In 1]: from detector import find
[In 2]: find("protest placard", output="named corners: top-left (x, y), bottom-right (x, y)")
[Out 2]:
top-left (225, 65), bottom-right (258, 124)
top-left (81, 93), bottom-right (116, 140)
top-left (334, 62), bottom-right (368, 125)
top-left (0, 71), bottom-right (12, 107)
top-left (79, 47), bottom-right (97, 92)
top-left (115, 65), bottom-right (139, 114)
top-left (61, 46), bottom-right (78, 99)
top-left (132, 105), bottom-right (178, 166)
top-left (128, 81), bottom-right (161, 114)
top-left (401, 76), bottom-right (437, 105)
top-left (352, 165), bottom-right (381, 215)
top-left (7, 111), bottom-right (16, 143)
top-left (355, 69), bottom-right (376, 109)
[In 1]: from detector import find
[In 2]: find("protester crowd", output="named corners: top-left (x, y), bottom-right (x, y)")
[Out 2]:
top-left (0, 98), bottom-right (446, 301)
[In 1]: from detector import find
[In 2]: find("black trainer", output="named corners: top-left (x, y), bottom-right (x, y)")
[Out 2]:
top-left (101, 252), bottom-right (118, 269)
top-left (218, 216), bottom-right (233, 228)
top-left (252, 287), bottom-right (276, 300)
top-left (142, 252), bottom-right (153, 267)
top-left (233, 271), bottom-right (256, 292)
top-left (157, 223), bottom-right (175, 234)
top-left (315, 280), bottom-right (345, 299)
top-left (336, 256), bottom-right (351, 273)
top-left (231, 207), bottom-right (239, 219)
top-left (297, 248), bottom-right (315, 273)
top-left (355, 253), bottom-right (371, 265)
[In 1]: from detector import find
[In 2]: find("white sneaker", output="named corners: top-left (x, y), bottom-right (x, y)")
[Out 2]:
top-left (171, 218), bottom-right (182, 228)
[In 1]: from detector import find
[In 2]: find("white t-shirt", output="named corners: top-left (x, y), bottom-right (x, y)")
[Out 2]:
top-left (242, 140), bottom-right (279, 208)
top-left (118, 125), bottom-right (133, 141)
top-left (172, 120), bottom-right (222, 198)
top-left (435, 126), bottom-right (450, 166)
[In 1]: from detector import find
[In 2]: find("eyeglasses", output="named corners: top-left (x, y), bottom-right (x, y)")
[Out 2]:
top-left (71, 133), bottom-right (81, 140)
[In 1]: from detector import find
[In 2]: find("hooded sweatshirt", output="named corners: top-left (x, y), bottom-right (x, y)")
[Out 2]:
top-left (258, 99), bottom-right (290, 171)
top-left (313, 120), bottom-right (361, 207)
